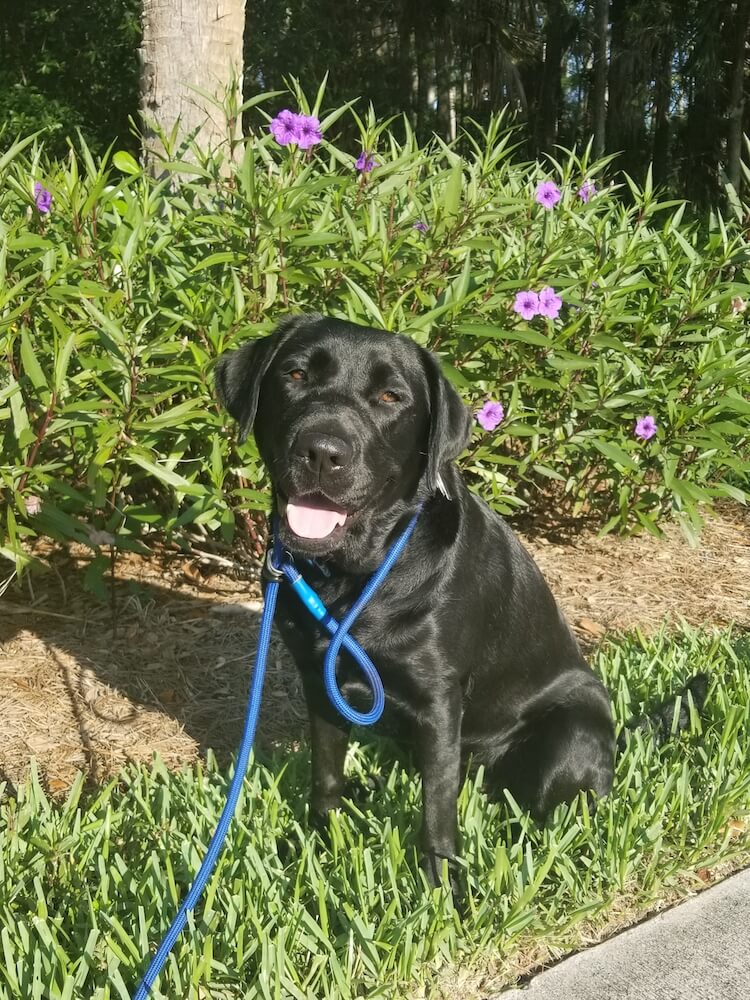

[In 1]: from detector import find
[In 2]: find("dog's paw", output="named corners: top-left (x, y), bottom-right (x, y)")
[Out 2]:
top-left (420, 852), bottom-right (465, 913)
top-left (343, 772), bottom-right (384, 805)
top-left (309, 804), bottom-right (337, 844)
top-left (275, 835), bottom-right (299, 865)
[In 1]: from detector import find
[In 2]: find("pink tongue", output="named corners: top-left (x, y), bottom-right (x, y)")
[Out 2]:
top-left (286, 502), bottom-right (347, 539)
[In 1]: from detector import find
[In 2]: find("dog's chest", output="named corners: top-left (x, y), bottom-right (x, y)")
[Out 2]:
top-left (273, 576), bottom-right (428, 719)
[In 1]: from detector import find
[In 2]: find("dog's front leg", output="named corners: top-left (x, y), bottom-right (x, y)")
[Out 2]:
top-left (414, 685), bottom-right (463, 900)
top-left (301, 675), bottom-right (352, 822)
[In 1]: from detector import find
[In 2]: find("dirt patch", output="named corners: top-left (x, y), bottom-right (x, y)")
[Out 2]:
top-left (0, 545), bottom-right (304, 792)
top-left (0, 504), bottom-right (748, 792)
top-left (524, 502), bottom-right (750, 639)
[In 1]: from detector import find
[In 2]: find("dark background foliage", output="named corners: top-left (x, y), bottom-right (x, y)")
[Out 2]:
top-left (0, 0), bottom-right (142, 157)
top-left (1, 0), bottom-right (749, 205)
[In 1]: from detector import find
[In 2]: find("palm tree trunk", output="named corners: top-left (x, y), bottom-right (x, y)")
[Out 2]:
top-left (415, 13), bottom-right (431, 139)
top-left (139, 0), bottom-right (246, 171)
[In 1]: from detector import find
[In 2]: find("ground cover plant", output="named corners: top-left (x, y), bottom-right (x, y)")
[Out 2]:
top-left (2, 90), bottom-right (749, 597)
top-left (0, 626), bottom-right (748, 999)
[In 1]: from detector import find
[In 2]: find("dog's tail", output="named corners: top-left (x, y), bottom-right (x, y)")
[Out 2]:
top-left (618, 672), bottom-right (709, 750)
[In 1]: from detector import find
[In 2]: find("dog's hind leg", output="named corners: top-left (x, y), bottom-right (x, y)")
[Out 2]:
top-left (489, 693), bottom-right (615, 821)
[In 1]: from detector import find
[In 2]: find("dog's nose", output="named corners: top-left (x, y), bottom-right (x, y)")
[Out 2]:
top-left (294, 431), bottom-right (353, 477)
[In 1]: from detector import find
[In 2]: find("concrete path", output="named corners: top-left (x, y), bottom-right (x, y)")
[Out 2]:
top-left (500, 868), bottom-right (750, 1000)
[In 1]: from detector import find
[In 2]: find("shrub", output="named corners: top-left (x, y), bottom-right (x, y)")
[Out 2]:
top-left (1, 93), bottom-right (749, 589)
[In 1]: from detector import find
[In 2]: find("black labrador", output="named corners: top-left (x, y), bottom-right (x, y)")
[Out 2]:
top-left (215, 314), bottom-right (615, 891)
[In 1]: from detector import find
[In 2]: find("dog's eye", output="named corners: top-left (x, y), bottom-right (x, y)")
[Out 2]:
top-left (288, 369), bottom-right (307, 382)
top-left (379, 390), bottom-right (400, 404)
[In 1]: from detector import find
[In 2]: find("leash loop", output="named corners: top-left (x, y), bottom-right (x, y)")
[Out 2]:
top-left (269, 508), bottom-right (421, 726)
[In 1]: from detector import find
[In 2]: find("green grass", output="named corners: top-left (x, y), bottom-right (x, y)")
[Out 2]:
top-left (2, 626), bottom-right (750, 999)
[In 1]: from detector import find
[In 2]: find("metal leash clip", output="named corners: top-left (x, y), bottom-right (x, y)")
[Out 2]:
top-left (263, 539), bottom-right (286, 581)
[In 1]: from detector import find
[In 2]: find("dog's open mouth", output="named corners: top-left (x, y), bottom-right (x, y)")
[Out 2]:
top-left (283, 496), bottom-right (348, 539)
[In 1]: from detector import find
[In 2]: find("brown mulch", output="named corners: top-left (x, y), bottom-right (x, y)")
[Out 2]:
top-left (523, 502), bottom-right (749, 639)
top-left (0, 504), bottom-right (748, 793)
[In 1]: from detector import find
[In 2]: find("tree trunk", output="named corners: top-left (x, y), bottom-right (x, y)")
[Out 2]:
top-left (652, 6), bottom-right (673, 189)
top-left (398, 0), bottom-right (417, 128)
top-left (606, 0), bottom-right (646, 180)
top-left (434, 0), bottom-right (454, 140)
top-left (591, 0), bottom-right (608, 159)
top-left (726, 0), bottom-right (750, 193)
top-left (415, 13), bottom-right (431, 139)
top-left (684, 1), bottom-right (725, 204)
top-left (139, 0), bottom-right (246, 171)
top-left (538, 0), bottom-right (565, 152)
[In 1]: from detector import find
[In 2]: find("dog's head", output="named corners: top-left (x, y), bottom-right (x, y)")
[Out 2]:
top-left (215, 314), bottom-right (471, 560)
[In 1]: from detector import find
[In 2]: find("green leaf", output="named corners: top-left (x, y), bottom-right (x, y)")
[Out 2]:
top-left (53, 333), bottom-right (76, 392)
top-left (456, 324), bottom-right (551, 347)
top-left (532, 463), bottom-right (566, 481)
top-left (443, 162), bottom-right (464, 220)
top-left (290, 233), bottom-right (342, 247)
top-left (192, 252), bottom-right (239, 271)
top-left (20, 328), bottom-right (48, 390)
top-left (546, 354), bottom-right (598, 370)
top-left (8, 378), bottom-right (31, 443)
top-left (0, 131), bottom-right (40, 174)
top-left (84, 554), bottom-right (110, 600)
top-left (591, 439), bottom-right (639, 470)
top-left (342, 277), bottom-right (386, 326)
top-left (451, 252), bottom-right (472, 304)
top-left (128, 454), bottom-right (204, 495)
top-left (112, 151), bottom-right (140, 175)
top-left (132, 400), bottom-right (212, 430)
top-left (439, 360), bottom-right (471, 390)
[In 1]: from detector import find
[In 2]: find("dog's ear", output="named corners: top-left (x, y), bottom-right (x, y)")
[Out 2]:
top-left (421, 348), bottom-right (472, 491)
top-left (214, 314), bottom-right (319, 440)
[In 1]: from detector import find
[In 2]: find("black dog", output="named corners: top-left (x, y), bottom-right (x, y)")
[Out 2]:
top-left (215, 314), bottom-right (616, 891)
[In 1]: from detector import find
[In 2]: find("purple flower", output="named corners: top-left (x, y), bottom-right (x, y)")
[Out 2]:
top-left (413, 220), bottom-right (429, 233)
top-left (296, 114), bottom-right (323, 150)
top-left (355, 151), bottom-right (377, 173)
top-left (476, 400), bottom-right (505, 432)
top-left (634, 415), bottom-right (658, 441)
top-left (578, 179), bottom-right (597, 203)
top-left (538, 286), bottom-right (562, 320)
top-left (269, 109), bottom-right (300, 146)
top-left (34, 182), bottom-right (52, 214)
top-left (513, 290), bottom-right (540, 321)
top-left (269, 110), bottom-right (323, 149)
top-left (535, 181), bottom-right (561, 210)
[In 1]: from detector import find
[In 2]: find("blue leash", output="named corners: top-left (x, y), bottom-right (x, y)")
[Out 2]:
top-left (132, 508), bottom-right (420, 998)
